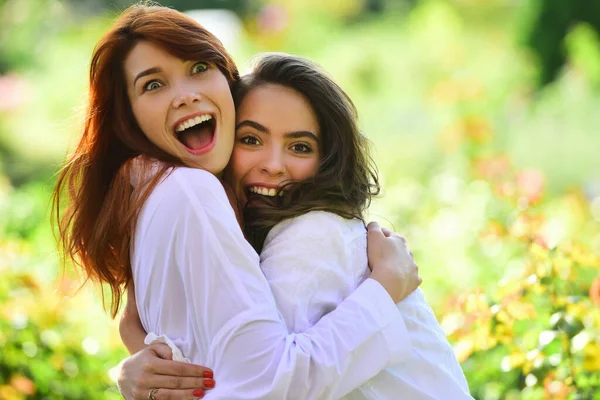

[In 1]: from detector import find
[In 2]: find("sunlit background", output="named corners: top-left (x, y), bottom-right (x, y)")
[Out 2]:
top-left (2, 0), bottom-right (600, 398)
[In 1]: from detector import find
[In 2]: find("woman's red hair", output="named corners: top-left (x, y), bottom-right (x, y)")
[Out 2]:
top-left (52, 3), bottom-right (239, 317)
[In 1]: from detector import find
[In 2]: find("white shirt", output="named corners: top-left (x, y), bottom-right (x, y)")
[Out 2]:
top-left (261, 211), bottom-right (473, 399)
top-left (131, 167), bottom-right (412, 399)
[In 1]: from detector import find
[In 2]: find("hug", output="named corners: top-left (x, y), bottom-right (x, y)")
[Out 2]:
top-left (53, 3), bottom-right (472, 399)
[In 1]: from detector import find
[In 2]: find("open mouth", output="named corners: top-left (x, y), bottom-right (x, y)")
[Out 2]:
top-left (174, 114), bottom-right (216, 154)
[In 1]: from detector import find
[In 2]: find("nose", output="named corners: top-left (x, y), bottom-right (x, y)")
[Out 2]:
top-left (260, 148), bottom-right (285, 177)
top-left (171, 85), bottom-right (201, 108)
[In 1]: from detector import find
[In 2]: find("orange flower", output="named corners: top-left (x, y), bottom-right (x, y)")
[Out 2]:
top-left (473, 155), bottom-right (511, 180)
top-left (590, 275), bottom-right (600, 305)
top-left (10, 374), bottom-right (36, 396)
top-left (516, 169), bottom-right (545, 204)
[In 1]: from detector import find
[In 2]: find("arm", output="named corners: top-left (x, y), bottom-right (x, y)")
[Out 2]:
top-left (120, 283), bottom-right (147, 355)
top-left (391, 289), bottom-right (472, 398)
top-left (129, 168), bottom-right (417, 400)
top-left (119, 259), bottom-right (217, 400)
top-left (261, 213), bottom-right (406, 398)
top-left (260, 213), bottom-right (423, 398)
top-left (264, 215), bottom-right (471, 399)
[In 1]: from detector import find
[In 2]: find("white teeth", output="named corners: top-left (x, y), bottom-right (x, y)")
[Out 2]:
top-left (248, 186), bottom-right (279, 197)
top-left (175, 114), bottom-right (213, 132)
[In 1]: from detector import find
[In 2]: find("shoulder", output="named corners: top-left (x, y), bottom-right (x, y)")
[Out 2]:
top-left (151, 167), bottom-right (229, 209)
top-left (260, 212), bottom-right (365, 290)
top-left (264, 211), bottom-right (365, 249)
top-left (270, 211), bottom-right (344, 237)
top-left (139, 167), bottom-right (234, 229)
top-left (158, 167), bottom-right (225, 197)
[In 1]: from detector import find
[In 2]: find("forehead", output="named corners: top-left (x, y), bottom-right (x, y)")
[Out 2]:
top-left (237, 84), bottom-right (319, 133)
top-left (124, 41), bottom-right (182, 80)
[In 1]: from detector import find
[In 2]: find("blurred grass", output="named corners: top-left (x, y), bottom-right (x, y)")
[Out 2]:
top-left (1, 0), bottom-right (600, 398)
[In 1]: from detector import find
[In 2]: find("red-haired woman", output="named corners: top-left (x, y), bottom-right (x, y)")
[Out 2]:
top-left (53, 4), bottom-right (420, 400)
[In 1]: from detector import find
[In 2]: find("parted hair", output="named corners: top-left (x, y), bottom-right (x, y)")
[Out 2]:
top-left (232, 53), bottom-right (380, 252)
top-left (52, 3), bottom-right (239, 317)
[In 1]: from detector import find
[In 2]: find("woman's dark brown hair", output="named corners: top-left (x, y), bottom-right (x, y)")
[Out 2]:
top-left (52, 2), bottom-right (239, 317)
top-left (232, 53), bottom-right (380, 252)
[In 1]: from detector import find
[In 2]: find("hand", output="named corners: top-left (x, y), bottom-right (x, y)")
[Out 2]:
top-left (118, 343), bottom-right (215, 399)
top-left (366, 221), bottom-right (421, 303)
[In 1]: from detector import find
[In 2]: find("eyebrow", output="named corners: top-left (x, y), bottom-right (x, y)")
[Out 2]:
top-left (133, 67), bottom-right (162, 87)
top-left (235, 120), bottom-right (320, 142)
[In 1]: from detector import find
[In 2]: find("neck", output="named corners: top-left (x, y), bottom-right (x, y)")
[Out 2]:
top-left (220, 179), bottom-right (244, 229)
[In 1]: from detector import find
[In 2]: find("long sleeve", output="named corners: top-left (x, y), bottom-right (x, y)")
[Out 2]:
top-left (131, 167), bottom-right (411, 400)
top-left (260, 212), bottom-right (412, 398)
top-left (260, 213), bottom-right (473, 400)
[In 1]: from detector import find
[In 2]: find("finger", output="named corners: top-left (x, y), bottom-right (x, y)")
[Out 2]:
top-left (151, 343), bottom-right (174, 360)
top-left (381, 227), bottom-right (394, 237)
top-left (393, 234), bottom-right (408, 245)
top-left (147, 358), bottom-right (213, 379)
top-left (367, 221), bottom-right (382, 233)
top-left (380, 226), bottom-right (406, 242)
top-left (151, 387), bottom-right (206, 399)
top-left (142, 375), bottom-right (215, 391)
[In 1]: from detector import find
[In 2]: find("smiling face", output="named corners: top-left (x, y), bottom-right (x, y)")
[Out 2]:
top-left (124, 40), bottom-right (235, 175)
top-left (227, 84), bottom-right (321, 206)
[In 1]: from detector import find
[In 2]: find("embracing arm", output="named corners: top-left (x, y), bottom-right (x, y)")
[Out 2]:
top-left (129, 168), bottom-right (419, 399)
top-left (119, 271), bottom-right (218, 399)
top-left (120, 283), bottom-right (147, 355)
top-left (260, 213), bottom-right (419, 397)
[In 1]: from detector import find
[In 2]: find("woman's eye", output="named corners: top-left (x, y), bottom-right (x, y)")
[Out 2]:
top-left (290, 143), bottom-right (313, 154)
top-left (143, 80), bottom-right (162, 92)
top-left (240, 136), bottom-right (260, 146)
top-left (192, 62), bottom-right (209, 74)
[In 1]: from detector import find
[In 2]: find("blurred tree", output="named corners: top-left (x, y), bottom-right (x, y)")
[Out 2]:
top-left (364, 0), bottom-right (386, 13)
top-left (362, 0), bottom-right (419, 15)
top-left (524, 0), bottom-right (600, 87)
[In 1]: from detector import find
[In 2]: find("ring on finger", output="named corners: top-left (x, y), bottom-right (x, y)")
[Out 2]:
top-left (147, 388), bottom-right (159, 400)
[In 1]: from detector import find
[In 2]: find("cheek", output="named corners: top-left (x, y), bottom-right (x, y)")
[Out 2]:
top-left (292, 158), bottom-right (320, 181)
top-left (213, 82), bottom-right (235, 146)
top-left (132, 100), bottom-right (162, 139)
top-left (229, 148), bottom-right (253, 183)
top-left (212, 76), bottom-right (235, 118)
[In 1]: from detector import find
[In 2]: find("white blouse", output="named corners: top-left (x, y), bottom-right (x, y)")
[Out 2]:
top-left (131, 167), bottom-right (412, 399)
top-left (261, 211), bottom-right (473, 399)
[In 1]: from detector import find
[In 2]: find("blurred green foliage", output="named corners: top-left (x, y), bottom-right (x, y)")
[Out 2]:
top-left (521, 0), bottom-right (600, 87)
top-left (0, 178), bottom-right (127, 398)
top-left (1, 0), bottom-right (600, 399)
top-left (435, 151), bottom-right (600, 398)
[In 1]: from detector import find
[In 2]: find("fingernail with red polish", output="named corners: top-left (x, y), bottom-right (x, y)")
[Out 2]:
top-left (193, 389), bottom-right (205, 397)
top-left (204, 379), bottom-right (215, 388)
top-left (203, 370), bottom-right (213, 378)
